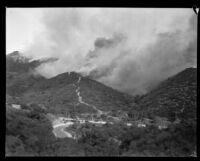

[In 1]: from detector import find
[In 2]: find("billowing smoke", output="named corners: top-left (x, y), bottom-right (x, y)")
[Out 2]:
top-left (22, 8), bottom-right (197, 95)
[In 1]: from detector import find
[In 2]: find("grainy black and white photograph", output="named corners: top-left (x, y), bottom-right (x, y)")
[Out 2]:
top-left (6, 8), bottom-right (197, 157)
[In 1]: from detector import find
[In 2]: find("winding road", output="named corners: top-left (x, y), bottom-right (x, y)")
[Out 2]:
top-left (53, 122), bottom-right (74, 138)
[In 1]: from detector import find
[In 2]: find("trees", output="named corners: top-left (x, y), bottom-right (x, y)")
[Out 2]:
top-left (6, 135), bottom-right (26, 156)
top-left (77, 125), bottom-right (120, 156)
top-left (6, 105), bottom-right (56, 156)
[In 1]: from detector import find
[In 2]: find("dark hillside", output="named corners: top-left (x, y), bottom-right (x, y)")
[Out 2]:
top-left (6, 51), bottom-right (197, 156)
top-left (79, 76), bottom-right (134, 111)
top-left (6, 51), bottom-right (58, 96)
top-left (20, 71), bottom-right (134, 114)
top-left (137, 67), bottom-right (197, 122)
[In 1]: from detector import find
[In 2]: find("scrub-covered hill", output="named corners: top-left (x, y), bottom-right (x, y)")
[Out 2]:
top-left (6, 52), bottom-right (197, 156)
top-left (136, 67), bottom-right (197, 123)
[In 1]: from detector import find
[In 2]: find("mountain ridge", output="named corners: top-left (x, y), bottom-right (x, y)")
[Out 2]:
top-left (136, 67), bottom-right (197, 122)
top-left (6, 51), bottom-right (197, 156)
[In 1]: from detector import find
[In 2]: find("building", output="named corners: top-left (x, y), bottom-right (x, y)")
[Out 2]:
top-left (155, 116), bottom-right (171, 130)
top-left (135, 120), bottom-right (146, 128)
top-left (143, 118), bottom-right (153, 125)
top-left (11, 104), bottom-right (21, 110)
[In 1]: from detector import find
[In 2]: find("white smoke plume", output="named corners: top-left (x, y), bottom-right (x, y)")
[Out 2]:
top-left (21, 8), bottom-right (197, 95)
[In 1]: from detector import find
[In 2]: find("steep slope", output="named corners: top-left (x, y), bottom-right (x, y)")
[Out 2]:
top-left (116, 67), bottom-right (197, 157)
top-left (6, 53), bottom-right (197, 156)
top-left (6, 51), bottom-right (38, 73)
top-left (6, 51), bottom-right (58, 96)
top-left (137, 67), bottom-right (197, 122)
top-left (6, 51), bottom-right (196, 157)
top-left (6, 51), bottom-right (135, 117)
top-left (6, 51), bottom-right (58, 73)
top-left (19, 71), bottom-right (134, 115)
top-left (6, 72), bottom-right (45, 96)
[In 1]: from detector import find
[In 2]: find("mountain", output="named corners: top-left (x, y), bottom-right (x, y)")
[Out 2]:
top-left (6, 51), bottom-right (197, 121)
top-left (6, 52), bottom-right (197, 157)
top-left (6, 51), bottom-right (58, 73)
top-left (17, 71), bottom-right (134, 115)
top-left (6, 51), bottom-right (135, 117)
top-left (117, 67), bottom-right (197, 157)
top-left (6, 51), bottom-right (58, 96)
top-left (136, 67), bottom-right (197, 122)
top-left (6, 51), bottom-right (35, 73)
top-left (6, 51), bottom-right (30, 62)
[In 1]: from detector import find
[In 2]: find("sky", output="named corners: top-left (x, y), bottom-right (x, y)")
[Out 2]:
top-left (6, 8), bottom-right (197, 95)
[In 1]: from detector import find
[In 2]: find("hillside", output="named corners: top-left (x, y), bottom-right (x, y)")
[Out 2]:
top-left (6, 51), bottom-right (58, 73)
top-left (6, 52), bottom-right (197, 157)
top-left (6, 51), bottom-right (38, 73)
top-left (115, 67), bottom-right (197, 157)
top-left (136, 67), bottom-right (197, 122)
top-left (19, 71), bottom-right (134, 115)
top-left (6, 51), bottom-right (58, 96)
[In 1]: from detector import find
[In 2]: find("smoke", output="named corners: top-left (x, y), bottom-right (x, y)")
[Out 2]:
top-left (22, 8), bottom-right (197, 95)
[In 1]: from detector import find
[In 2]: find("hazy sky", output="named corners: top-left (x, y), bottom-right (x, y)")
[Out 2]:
top-left (6, 8), bottom-right (197, 95)
top-left (6, 8), bottom-right (194, 54)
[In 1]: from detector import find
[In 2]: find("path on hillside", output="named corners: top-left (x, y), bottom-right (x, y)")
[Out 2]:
top-left (73, 76), bottom-right (121, 121)
top-left (74, 76), bottom-right (103, 115)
